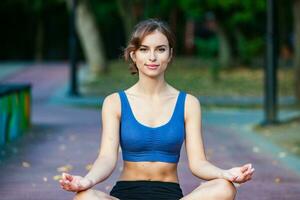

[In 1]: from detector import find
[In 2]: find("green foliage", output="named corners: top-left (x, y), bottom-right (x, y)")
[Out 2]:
top-left (194, 37), bottom-right (218, 58)
top-left (178, 0), bottom-right (203, 19)
top-left (203, 0), bottom-right (266, 28)
top-left (179, 0), bottom-right (267, 64)
top-left (205, 0), bottom-right (237, 10)
top-left (20, 0), bottom-right (65, 13)
top-left (143, 0), bottom-right (175, 19)
top-left (194, 36), bottom-right (221, 81)
top-left (91, 0), bottom-right (117, 20)
top-left (237, 34), bottom-right (265, 64)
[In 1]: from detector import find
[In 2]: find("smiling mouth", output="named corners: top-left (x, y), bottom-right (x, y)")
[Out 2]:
top-left (145, 64), bottom-right (159, 68)
top-left (145, 64), bottom-right (159, 70)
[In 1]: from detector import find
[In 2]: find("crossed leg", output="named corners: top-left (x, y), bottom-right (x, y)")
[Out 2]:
top-left (74, 178), bottom-right (236, 200)
top-left (181, 178), bottom-right (237, 200)
top-left (73, 189), bottom-right (119, 200)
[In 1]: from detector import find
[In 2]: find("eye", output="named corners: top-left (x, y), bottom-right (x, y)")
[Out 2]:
top-left (158, 48), bottom-right (166, 52)
top-left (139, 47), bottom-right (148, 52)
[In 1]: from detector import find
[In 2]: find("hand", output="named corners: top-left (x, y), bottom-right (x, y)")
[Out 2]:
top-left (59, 173), bottom-right (93, 192)
top-left (222, 163), bottom-right (255, 184)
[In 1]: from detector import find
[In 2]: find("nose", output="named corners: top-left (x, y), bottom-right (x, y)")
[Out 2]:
top-left (149, 51), bottom-right (157, 62)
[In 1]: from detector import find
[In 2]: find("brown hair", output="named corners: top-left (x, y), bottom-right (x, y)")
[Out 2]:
top-left (124, 19), bottom-right (175, 75)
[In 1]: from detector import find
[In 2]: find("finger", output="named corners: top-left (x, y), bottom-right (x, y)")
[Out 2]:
top-left (61, 182), bottom-right (68, 189)
top-left (226, 173), bottom-right (237, 181)
top-left (240, 176), bottom-right (251, 183)
top-left (67, 183), bottom-right (79, 192)
top-left (243, 163), bottom-right (252, 172)
top-left (65, 174), bottom-right (73, 181)
top-left (60, 179), bottom-right (66, 186)
top-left (63, 182), bottom-right (76, 192)
top-left (64, 184), bottom-right (71, 191)
top-left (246, 171), bottom-right (255, 179)
top-left (61, 180), bottom-right (69, 188)
top-left (244, 169), bottom-right (255, 177)
top-left (244, 174), bottom-right (251, 180)
top-left (247, 165), bottom-right (254, 173)
top-left (243, 171), bottom-right (251, 177)
top-left (243, 164), bottom-right (253, 174)
top-left (231, 177), bottom-right (239, 183)
top-left (240, 166), bottom-right (249, 173)
top-left (245, 167), bottom-right (252, 174)
top-left (232, 174), bottom-right (240, 181)
top-left (61, 179), bottom-right (73, 189)
top-left (243, 170), bottom-right (255, 181)
top-left (62, 172), bottom-right (71, 180)
top-left (62, 173), bottom-right (67, 179)
top-left (236, 174), bottom-right (246, 182)
top-left (224, 172), bottom-right (238, 181)
top-left (248, 169), bottom-right (255, 175)
top-left (59, 180), bottom-right (65, 187)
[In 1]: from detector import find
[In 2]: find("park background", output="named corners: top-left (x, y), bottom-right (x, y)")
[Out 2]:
top-left (1, 0), bottom-right (300, 199)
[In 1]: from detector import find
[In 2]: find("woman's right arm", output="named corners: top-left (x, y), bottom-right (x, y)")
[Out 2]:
top-left (84, 93), bottom-right (121, 185)
top-left (60, 93), bottom-right (121, 192)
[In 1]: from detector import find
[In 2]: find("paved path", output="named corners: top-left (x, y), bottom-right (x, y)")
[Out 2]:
top-left (0, 64), bottom-right (300, 200)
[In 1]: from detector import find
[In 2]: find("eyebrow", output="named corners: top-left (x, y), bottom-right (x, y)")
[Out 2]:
top-left (139, 45), bottom-right (168, 48)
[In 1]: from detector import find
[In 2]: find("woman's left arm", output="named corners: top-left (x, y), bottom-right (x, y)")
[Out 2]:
top-left (184, 94), bottom-right (254, 183)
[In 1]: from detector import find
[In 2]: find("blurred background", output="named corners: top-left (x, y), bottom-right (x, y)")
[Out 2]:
top-left (1, 1), bottom-right (300, 199)
top-left (0, 0), bottom-right (299, 99)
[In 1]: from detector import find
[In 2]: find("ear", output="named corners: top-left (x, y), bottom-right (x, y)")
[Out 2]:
top-left (130, 51), bottom-right (136, 63)
top-left (168, 48), bottom-right (173, 62)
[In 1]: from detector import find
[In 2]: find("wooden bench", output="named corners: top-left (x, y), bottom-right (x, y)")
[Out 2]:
top-left (0, 84), bottom-right (31, 145)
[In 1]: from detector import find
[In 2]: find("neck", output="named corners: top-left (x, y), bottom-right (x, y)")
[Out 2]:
top-left (136, 74), bottom-right (168, 96)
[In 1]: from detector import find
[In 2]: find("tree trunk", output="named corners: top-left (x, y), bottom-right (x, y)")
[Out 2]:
top-left (66, 0), bottom-right (107, 79)
top-left (34, 15), bottom-right (44, 62)
top-left (184, 19), bottom-right (195, 55)
top-left (116, 0), bottom-right (138, 41)
top-left (77, 0), bottom-right (107, 76)
top-left (216, 26), bottom-right (233, 68)
top-left (293, 0), bottom-right (300, 102)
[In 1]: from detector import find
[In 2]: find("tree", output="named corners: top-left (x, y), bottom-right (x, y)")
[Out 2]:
top-left (179, 0), bottom-right (266, 68)
top-left (67, 0), bottom-right (107, 79)
top-left (115, 0), bottom-right (178, 41)
top-left (293, 0), bottom-right (300, 101)
top-left (116, 0), bottom-right (140, 41)
top-left (22, 0), bottom-right (65, 62)
top-left (20, 0), bottom-right (108, 77)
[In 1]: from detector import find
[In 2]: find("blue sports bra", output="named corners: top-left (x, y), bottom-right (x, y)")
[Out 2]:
top-left (118, 90), bottom-right (186, 163)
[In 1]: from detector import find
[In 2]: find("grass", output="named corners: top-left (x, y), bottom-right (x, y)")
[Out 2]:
top-left (80, 57), bottom-right (295, 98)
top-left (254, 116), bottom-right (300, 157)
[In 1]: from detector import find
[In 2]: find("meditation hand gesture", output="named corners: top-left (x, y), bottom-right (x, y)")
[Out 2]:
top-left (59, 173), bottom-right (93, 192)
top-left (222, 163), bottom-right (255, 185)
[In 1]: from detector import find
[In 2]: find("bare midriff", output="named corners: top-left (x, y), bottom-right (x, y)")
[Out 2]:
top-left (119, 161), bottom-right (179, 183)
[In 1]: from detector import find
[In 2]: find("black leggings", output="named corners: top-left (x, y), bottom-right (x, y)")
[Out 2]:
top-left (110, 180), bottom-right (184, 200)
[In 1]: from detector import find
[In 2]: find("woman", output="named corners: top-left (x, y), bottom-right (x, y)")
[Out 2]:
top-left (60, 19), bottom-right (254, 200)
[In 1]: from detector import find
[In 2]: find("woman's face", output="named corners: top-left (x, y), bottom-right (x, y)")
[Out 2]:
top-left (130, 30), bottom-right (172, 78)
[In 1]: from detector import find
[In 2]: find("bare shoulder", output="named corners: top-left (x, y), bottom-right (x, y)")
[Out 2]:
top-left (185, 93), bottom-right (201, 109)
top-left (102, 92), bottom-right (121, 118)
top-left (184, 93), bottom-right (201, 119)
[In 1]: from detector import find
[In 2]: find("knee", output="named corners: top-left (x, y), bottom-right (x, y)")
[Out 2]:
top-left (213, 179), bottom-right (237, 200)
top-left (74, 189), bottom-right (111, 200)
top-left (74, 190), bottom-right (94, 200)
